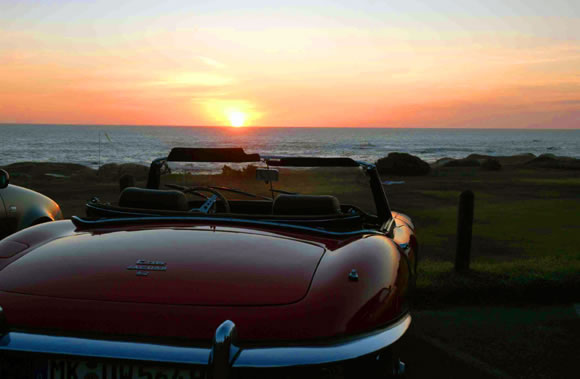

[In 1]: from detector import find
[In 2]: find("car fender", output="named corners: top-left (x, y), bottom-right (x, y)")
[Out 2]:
top-left (18, 205), bottom-right (59, 230)
top-left (305, 234), bottom-right (410, 336)
top-left (0, 185), bottom-right (62, 233)
top-left (0, 190), bottom-right (7, 239)
top-left (392, 222), bottom-right (418, 278)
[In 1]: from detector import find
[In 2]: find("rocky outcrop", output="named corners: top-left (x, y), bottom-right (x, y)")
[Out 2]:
top-left (465, 153), bottom-right (535, 166)
top-left (525, 154), bottom-right (580, 170)
top-left (432, 157), bottom-right (455, 168)
top-left (443, 159), bottom-right (481, 168)
top-left (1, 162), bottom-right (95, 180)
top-left (441, 154), bottom-right (534, 169)
top-left (97, 163), bottom-right (149, 180)
top-left (481, 158), bottom-right (502, 171)
top-left (376, 153), bottom-right (431, 176)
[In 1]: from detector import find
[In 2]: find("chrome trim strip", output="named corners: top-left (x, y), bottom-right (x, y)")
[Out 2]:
top-left (85, 204), bottom-right (363, 224)
top-left (72, 215), bottom-right (384, 237)
top-left (0, 333), bottom-right (210, 365)
top-left (234, 314), bottom-right (411, 367)
top-left (0, 314), bottom-right (410, 368)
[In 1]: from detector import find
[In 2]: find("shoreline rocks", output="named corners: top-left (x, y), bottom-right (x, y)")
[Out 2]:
top-left (2, 151), bottom-right (579, 184)
top-left (1, 162), bottom-right (150, 182)
top-left (97, 163), bottom-right (149, 181)
top-left (481, 158), bottom-right (502, 171)
top-left (443, 158), bottom-right (481, 168)
top-left (376, 153), bottom-right (431, 176)
top-left (375, 151), bottom-right (580, 175)
top-left (1, 162), bottom-right (95, 180)
top-left (525, 154), bottom-right (580, 170)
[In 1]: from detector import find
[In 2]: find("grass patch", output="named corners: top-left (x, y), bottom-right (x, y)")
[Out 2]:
top-left (418, 190), bottom-right (493, 202)
top-left (411, 198), bottom-right (580, 259)
top-left (418, 190), bottom-right (462, 200)
top-left (416, 257), bottom-right (580, 306)
top-left (517, 177), bottom-right (580, 186)
top-left (411, 194), bottom-right (580, 305)
top-left (537, 190), bottom-right (561, 198)
top-left (473, 199), bottom-right (580, 257)
top-left (419, 256), bottom-right (580, 288)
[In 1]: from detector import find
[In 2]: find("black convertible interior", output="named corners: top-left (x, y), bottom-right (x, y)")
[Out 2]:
top-left (117, 187), bottom-right (341, 215)
top-left (86, 186), bottom-right (376, 230)
top-left (84, 148), bottom-right (389, 231)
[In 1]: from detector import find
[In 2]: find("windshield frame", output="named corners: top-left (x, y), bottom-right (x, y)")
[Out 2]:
top-left (146, 148), bottom-right (392, 225)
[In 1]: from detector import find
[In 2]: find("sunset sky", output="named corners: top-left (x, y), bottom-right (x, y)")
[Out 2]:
top-left (1, 0), bottom-right (578, 128)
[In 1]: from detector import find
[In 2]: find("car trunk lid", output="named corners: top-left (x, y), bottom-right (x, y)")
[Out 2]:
top-left (0, 227), bottom-right (325, 306)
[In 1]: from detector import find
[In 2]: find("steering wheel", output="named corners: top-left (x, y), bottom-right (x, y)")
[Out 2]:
top-left (186, 186), bottom-right (230, 214)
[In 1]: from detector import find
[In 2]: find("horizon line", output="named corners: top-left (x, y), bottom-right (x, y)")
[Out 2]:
top-left (0, 123), bottom-right (577, 131)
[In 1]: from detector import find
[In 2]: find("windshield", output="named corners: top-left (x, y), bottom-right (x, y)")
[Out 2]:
top-left (161, 162), bottom-right (377, 216)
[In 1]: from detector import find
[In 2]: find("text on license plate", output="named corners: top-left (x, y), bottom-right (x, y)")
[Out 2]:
top-left (48, 359), bottom-right (203, 379)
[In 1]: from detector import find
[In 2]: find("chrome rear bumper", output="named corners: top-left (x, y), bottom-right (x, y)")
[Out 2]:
top-left (0, 313), bottom-right (410, 377)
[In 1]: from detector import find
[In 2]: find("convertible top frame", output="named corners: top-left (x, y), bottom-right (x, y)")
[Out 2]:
top-left (146, 147), bottom-right (392, 225)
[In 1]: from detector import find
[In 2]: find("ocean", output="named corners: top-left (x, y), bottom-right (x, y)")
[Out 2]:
top-left (1, 124), bottom-right (578, 169)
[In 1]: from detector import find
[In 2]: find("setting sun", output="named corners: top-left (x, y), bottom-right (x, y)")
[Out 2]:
top-left (228, 111), bottom-right (246, 127)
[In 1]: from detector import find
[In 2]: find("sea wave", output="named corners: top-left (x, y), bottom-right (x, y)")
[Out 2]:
top-left (418, 147), bottom-right (474, 154)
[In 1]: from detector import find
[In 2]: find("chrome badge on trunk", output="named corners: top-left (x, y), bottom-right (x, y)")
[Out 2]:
top-left (126, 259), bottom-right (167, 276)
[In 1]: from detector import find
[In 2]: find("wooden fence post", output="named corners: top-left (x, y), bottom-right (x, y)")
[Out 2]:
top-left (455, 190), bottom-right (474, 272)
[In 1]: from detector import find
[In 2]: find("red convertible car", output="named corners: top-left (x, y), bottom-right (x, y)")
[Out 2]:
top-left (0, 148), bottom-right (417, 379)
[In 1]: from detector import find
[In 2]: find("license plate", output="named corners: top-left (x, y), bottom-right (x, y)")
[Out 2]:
top-left (47, 359), bottom-right (204, 379)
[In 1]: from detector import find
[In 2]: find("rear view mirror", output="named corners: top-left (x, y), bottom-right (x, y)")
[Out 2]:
top-left (256, 168), bottom-right (279, 183)
top-left (0, 169), bottom-right (10, 189)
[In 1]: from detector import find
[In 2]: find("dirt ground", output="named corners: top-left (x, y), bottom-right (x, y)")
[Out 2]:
top-left (401, 304), bottom-right (579, 378)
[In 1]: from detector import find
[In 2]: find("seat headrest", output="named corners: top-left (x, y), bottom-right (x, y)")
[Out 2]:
top-left (273, 195), bottom-right (341, 216)
top-left (119, 187), bottom-right (188, 211)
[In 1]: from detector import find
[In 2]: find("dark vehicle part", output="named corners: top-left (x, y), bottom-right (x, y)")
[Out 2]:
top-left (0, 148), bottom-right (416, 378)
top-left (0, 170), bottom-right (62, 239)
top-left (0, 170), bottom-right (9, 189)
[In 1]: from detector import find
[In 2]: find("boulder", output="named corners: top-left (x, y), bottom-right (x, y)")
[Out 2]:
top-left (376, 153), bottom-right (430, 176)
top-left (97, 163), bottom-right (120, 180)
top-left (2, 162), bottom-right (94, 178)
top-left (97, 163), bottom-right (149, 181)
top-left (432, 157), bottom-right (455, 168)
top-left (481, 158), bottom-right (502, 171)
top-left (443, 159), bottom-right (481, 168)
top-left (119, 163), bottom-right (149, 180)
top-left (466, 153), bottom-right (535, 166)
top-left (525, 155), bottom-right (580, 170)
